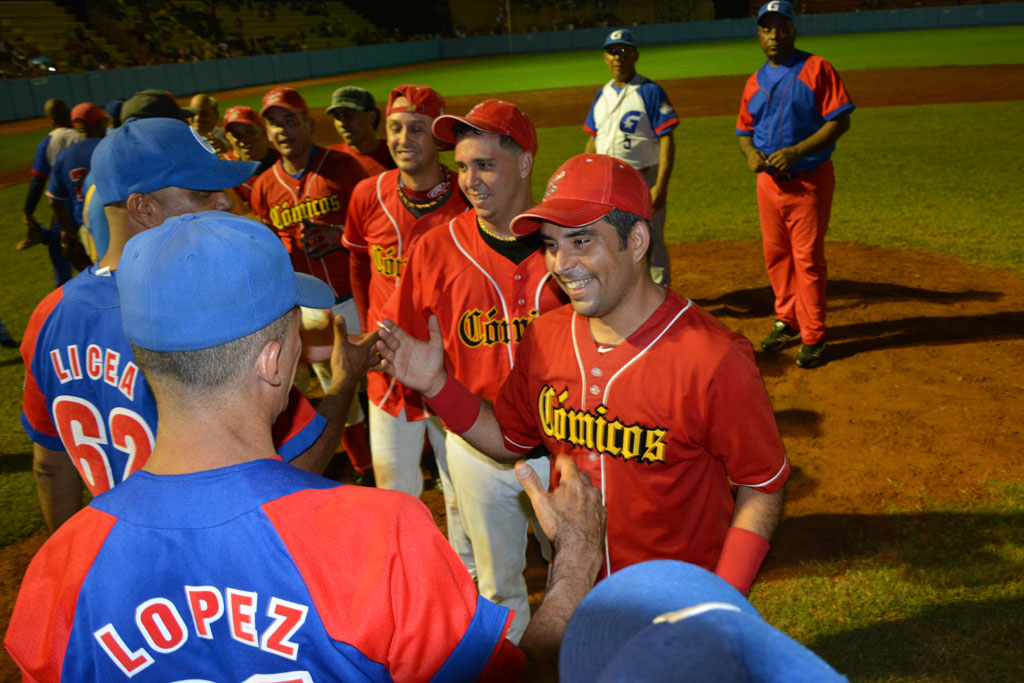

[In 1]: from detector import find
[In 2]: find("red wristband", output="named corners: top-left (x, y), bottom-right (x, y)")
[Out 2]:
top-left (425, 374), bottom-right (481, 434)
top-left (714, 527), bottom-right (770, 595)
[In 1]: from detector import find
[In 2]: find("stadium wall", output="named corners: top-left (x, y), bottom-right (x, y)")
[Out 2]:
top-left (1, 2), bottom-right (1020, 122)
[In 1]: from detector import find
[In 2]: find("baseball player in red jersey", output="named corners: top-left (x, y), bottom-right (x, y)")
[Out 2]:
top-left (20, 118), bottom-right (367, 532)
top-left (344, 86), bottom-right (468, 515)
top-left (250, 86), bottom-right (373, 476)
top-left (738, 1), bottom-right (854, 369)
top-left (327, 86), bottom-right (396, 177)
top-left (250, 87), bottom-right (368, 299)
top-left (5, 210), bottom-right (607, 682)
top-left (380, 100), bottom-right (565, 643)
top-left (219, 105), bottom-right (278, 209)
top-left (378, 153), bottom-right (789, 596)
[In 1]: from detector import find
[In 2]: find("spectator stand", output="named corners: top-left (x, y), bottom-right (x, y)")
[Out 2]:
top-left (1, 0), bottom-right (127, 77)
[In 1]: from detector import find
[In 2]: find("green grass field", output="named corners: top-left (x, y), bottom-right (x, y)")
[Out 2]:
top-left (523, 99), bottom-right (1024, 272)
top-left (2, 24), bottom-right (1022, 173)
top-left (1, 21), bottom-right (1022, 681)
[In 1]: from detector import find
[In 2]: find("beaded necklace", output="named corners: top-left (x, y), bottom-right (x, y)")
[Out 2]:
top-left (397, 168), bottom-right (451, 213)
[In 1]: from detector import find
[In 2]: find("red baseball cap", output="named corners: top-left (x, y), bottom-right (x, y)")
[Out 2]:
top-left (385, 84), bottom-right (446, 119)
top-left (223, 105), bottom-right (263, 127)
top-left (511, 154), bottom-right (652, 236)
top-left (71, 102), bottom-right (108, 127)
top-left (260, 87), bottom-right (308, 116)
top-left (433, 99), bottom-right (538, 156)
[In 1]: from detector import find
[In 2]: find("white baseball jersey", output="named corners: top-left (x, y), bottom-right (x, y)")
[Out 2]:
top-left (584, 73), bottom-right (679, 170)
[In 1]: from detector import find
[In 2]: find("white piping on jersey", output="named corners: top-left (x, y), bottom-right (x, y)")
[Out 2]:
top-left (601, 442), bottom-right (610, 573)
top-left (570, 297), bottom-right (692, 576)
top-left (569, 311), bottom-right (612, 570)
top-left (270, 151), bottom-right (337, 294)
top-left (730, 456), bottom-right (790, 489)
top-left (372, 172), bottom-right (410, 410)
top-left (448, 219), bottom-right (514, 369)
top-left (503, 433), bottom-right (534, 451)
top-left (602, 299), bottom-right (690, 404)
top-left (570, 313), bottom-right (588, 411)
top-left (534, 271), bottom-right (553, 312)
top-left (375, 376), bottom-right (397, 409)
top-left (375, 171), bottom-right (403, 259)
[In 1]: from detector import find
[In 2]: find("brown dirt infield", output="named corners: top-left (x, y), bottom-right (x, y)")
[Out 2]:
top-left (2, 62), bottom-right (1022, 677)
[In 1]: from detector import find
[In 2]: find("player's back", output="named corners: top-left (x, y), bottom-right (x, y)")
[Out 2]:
top-left (49, 137), bottom-right (104, 226)
top-left (21, 268), bottom-right (157, 496)
top-left (5, 459), bottom-right (513, 681)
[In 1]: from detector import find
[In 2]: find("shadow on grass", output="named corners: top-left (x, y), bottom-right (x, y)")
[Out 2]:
top-left (0, 355), bottom-right (24, 367)
top-left (810, 597), bottom-right (1024, 682)
top-left (694, 279), bottom-right (1001, 320)
top-left (765, 510), bottom-right (1024, 587)
top-left (0, 452), bottom-right (32, 474)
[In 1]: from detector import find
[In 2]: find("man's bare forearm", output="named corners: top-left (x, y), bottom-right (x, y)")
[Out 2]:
top-left (518, 548), bottom-right (603, 682)
top-left (731, 485), bottom-right (783, 540)
top-left (291, 318), bottom-right (378, 475)
top-left (33, 444), bottom-right (83, 532)
top-left (655, 133), bottom-right (674, 189)
top-left (454, 399), bottom-right (528, 465)
top-left (50, 199), bottom-right (75, 239)
top-left (515, 458), bottom-right (606, 682)
top-left (289, 361), bottom-right (361, 475)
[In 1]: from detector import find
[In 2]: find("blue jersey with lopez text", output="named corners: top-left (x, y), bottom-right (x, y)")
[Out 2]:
top-left (4, 459), bottom-right (523, 681)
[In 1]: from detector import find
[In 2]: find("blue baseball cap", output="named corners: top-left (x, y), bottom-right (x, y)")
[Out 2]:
top-left (596, 606), bottom-right (848, 682)
top-left (603, 29), bottom-right (636, 48)
top-left (103, 99), bottom-right (124, 127)
top-left (91, 118), bottom-right (257, 204)
top-left (757, 0), bottom-right (796, 24)
top-left (119, 211), bottom-right (335, 352)
top-left (560, 561), bottom-right (846, 682)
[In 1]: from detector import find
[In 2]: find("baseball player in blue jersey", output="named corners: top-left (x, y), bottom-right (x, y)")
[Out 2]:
top-left (20, 98), bottom-right (80, 286)
top-left (46, 102), bottom-right (107, 270)
top-left (5, 210), bottom-right (606, 681)
top-left (585, 29), bottom-right (679, 285)
top-left (737, 1), bottom-right (854, 369)
top-left (20, 118), bottom-right (366, 532)
top-left (81, 89), bottom-right (197, 262)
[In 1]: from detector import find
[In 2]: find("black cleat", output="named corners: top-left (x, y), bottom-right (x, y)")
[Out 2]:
top-left (795, 342), bottom-right (826, 369)
top-left (761, 320), bottom-right (801, 352)
top-left (351, 470), bottom-right (376, 487)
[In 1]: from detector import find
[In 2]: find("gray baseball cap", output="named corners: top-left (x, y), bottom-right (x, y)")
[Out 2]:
top-left (326, 87), bottom-right (376, 115)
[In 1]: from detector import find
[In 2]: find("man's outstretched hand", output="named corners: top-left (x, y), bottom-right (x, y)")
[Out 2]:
top-left (376, 315), bottom-right (447, 398)
top-left (516, 456), bottom-right (605, 564)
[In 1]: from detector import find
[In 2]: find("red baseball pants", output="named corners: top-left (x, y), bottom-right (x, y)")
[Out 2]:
top-left (756, 160), bottom-right (834, 345)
